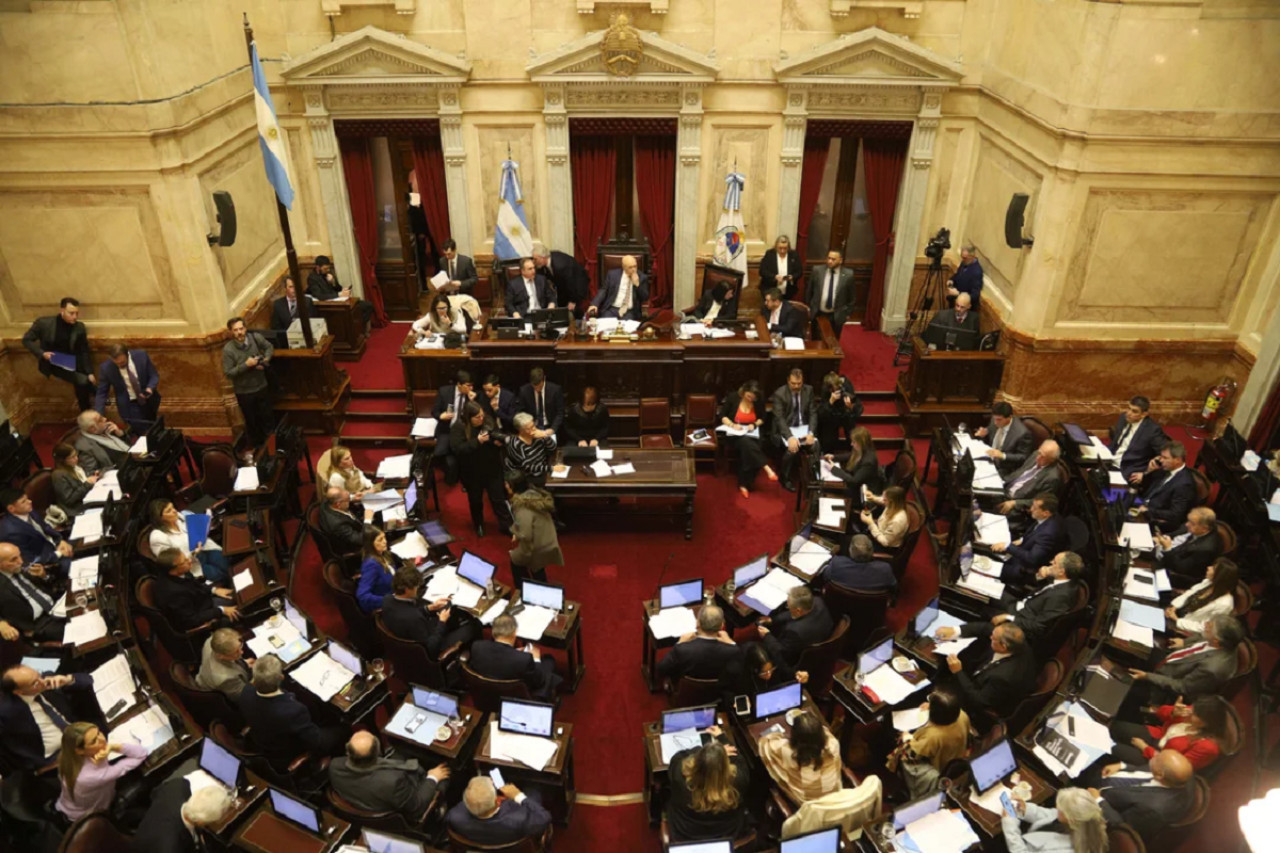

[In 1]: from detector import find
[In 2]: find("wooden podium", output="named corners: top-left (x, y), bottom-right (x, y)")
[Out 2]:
top-left (895, 336), bottom-right (1004, 437)
top-left (270, 334), bottom-right (351, 435)
top-left (312, 297), bottom-right (367, 361)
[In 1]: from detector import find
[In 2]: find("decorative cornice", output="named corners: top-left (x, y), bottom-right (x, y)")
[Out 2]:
top-left (527, 25), bottom-right (718, 82)
top-left (774, 27), bottom-right (962, 87)
top-left (282, 25), bottom-right (472, 85)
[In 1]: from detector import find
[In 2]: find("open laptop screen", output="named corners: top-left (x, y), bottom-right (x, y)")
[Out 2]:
top-left (269, 788), bottom-right (321, 833)
top-left (733, 555), bottom-right (769, 588)
top-left (410, 685), bottom-right (459, 719)
top-left (328, 640), bottom-right (363, 677)
top-left (199, 737), bottom-right (240, 789)
top-left (755, 680), bottom-right (802, 719)
top-left (659, 579), bottom-right (703, 609)
top-left (662, 704), bottom-right (717, 733)
top-left (970, 738), bottom-right (1018, 793)
top-left (914, 597), bottom-right (939, 636)
top-left (498, 698), bottom-right (554, 737)
top-left (458, 551), bottom-right (496, 588)
top-left (522, 580), bottom-right (565, 612)
top-left (893, 791), bottom-right (944, 831)
top-left (361, 829), bottom-right (425, 853)
top-left (668, 843), bottom-right (732, 853)
top-left (780, 827), bottom-right (840, 853)
top-left (858, 635), bottom-right (894, 676)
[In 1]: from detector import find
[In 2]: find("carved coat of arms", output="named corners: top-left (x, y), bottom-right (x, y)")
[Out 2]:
top-left (601, 13), bottom-right (642, 77)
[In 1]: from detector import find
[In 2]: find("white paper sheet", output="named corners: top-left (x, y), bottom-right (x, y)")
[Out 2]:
top-left (863, 664), bottom-right (929, 705)
top-left (892, 707), bottom-right (930, 732)
top-left (69, 556), bottom-right (99, 591)
top-left (92, 653), bottom-right (138, 720)
top-left (1109, 469), bottom-right (1129, 487)
top-left (83, 480), bottom-right (122, 504)
top-left (743, 568), bottom-right (806, 613)
top-left (926, 609), bottom-right (969, 638)
top-left (611, 463), bottom-right (636, 475)
top-left (648, 606), bottom-right (697, 640)
top-left (233, 467), bottom-right (259, 492)
top-left (550, 467), bottom-right (570, 479)
top-left (969, 782), bottom-right (1013, 816)
top-left (109, 704), bottom-right (174, 755)
top-left (452, 579), bottom-right (485, 610)
top-left (932, 637), bottom-right (977, 656)
top-left (1240, 449), bottom-right (1261, 471)
top-left (1112, 618), bottom-right (1154, 647)
top-left (788, 550), bottom-right (831, 577)
top-left (424, 566), bottom-right (460, 599)
top-left (411, 417), bottom-right (439, 438)
top-left (480, 599), bottom-right (509, 625)
top-left (70, 509), bottom-right (103, 542)
top-left (715, 424), bottom-right (760, 439)
top-left (1118, 598), bottom-right (1165, 631)
top-left (361, 489), bottom-right (403, 512)
top-left (970, 554), bottom-right (1005, 578)
top-left (487, 720), bottom-right (559, 771)
top-left (596, 449), bottom-right (614, 460)
top-left (290, 652), bottom-right (356, 702)
top-left (790, 426), bottom-right (810, 439)
top-left (957, 571), bottom-right (1005, 599)
top-left (376, 454), bottom-right (414, 480)
top-left (63, 610), bottom-right (107, 646)
top-left (429, 269), bottom-right (448, 287)
top-left (903, 808), bottom-right (979, 853)
top-left (974, 513), bottom-right (1011, 545)
top-left (129, 436), bottom-right (148, 455)
top-left (387, 702), bottom-right (449, 747)
top-left (232, 570), bottom-right (253, 593)
top-left (414, 336), bottom-right (444, 350)
top-left (956, 434), bottom-right (994, 457)
top-left (782, 337), bottom-right (805, 351)
top-left (381, 505), bottom-right (407, 523)
top-left (817, 496), bottom-right (847, 528)
top-left (1122, 568), bottom-right (1160, 602)
top-left (515, 605), bottom-right (558, 641)
top-left (247, 615), bottom-right (309, 664)
top-left (1154, 569), bottom-right (1172, 593)
top-left (1121, 522), bottom-right (1155, 552)
top-left (390, 531), bottom-right (431, 561)
top-left (1088, 436), bottom-right (1115, 461)
top-left (819, 459), bottom-right (842, 483)
top-left (660, 729), bottom-right (706, 764)
top-left (589, 460), bottom-right (613, 477)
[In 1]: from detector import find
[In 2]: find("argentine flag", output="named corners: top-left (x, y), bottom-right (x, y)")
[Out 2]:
top-left (493, 159), bottom-right (534, 260)
top-left (251, 42), bottom-right (295, 210)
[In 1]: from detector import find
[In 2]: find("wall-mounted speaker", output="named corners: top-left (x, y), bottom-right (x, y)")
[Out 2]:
top-left (1004, 193), bottom-right (1033, 249)
top-left (207, 190), bottom-right (237, 247)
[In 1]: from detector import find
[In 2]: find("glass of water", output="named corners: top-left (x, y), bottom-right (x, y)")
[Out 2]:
top-left (73, 592), bottom-right (88, 610)
top-left (369, 658), bottom-right (385, 680)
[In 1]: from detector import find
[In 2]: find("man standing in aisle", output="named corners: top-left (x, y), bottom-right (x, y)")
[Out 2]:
top-left (22, 297), bottom-right (95, 411)
top-left (807, 250), bottom-right (854, 340)
top-left (94, 343), bottom-right (161, 434)
top-left (221, 317), bottom-right (275, 447)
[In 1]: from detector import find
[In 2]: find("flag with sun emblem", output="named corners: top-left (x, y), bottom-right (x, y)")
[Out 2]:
top-left (493, 159), bottom-right (534, 260)
top-left (713, 170), bottom-right (747, 275)
top-left (250, 41), bottom-right (294, 210)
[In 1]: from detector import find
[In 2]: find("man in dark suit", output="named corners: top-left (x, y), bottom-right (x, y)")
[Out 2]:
top-left (0, 664), bottom-right (95, 772)
top-left (989, 493), bottom-right (1066, 585)
top-left (941, 551), bottom-right (1083, 648)
top-left (329, 730), bottom-right (450, 820)
top-left (270, 277), bottom-right (312, 331)
top-left (438, 239), bottom-right (479, 295)
top-left (761, 287), bottom-right (805, 339)
top-left (1109, 396), bottom-right (1168, 482)
top-left (468, 613), bottom-right (561, 700)
top-left (1156, 507), bottom-right (1222, 587)
top-left (974, 401), bottom-right (1034, 476)
top-left (505, 258), bottom-right (557, 318)
top-left (533, 243), bottom-right (589, 315)
top-left (21, 296), bottom-right (95, 411)
top-left (819, 534), bottom-right (895, 592)
top-left (769, 370), bottom-right (820, 492)
top-left (0, 488), bottom-right (73, 568)
top-left (151, 548), bottom-right (238, 632)
top-left (925, 292), bottom-right (981, 349)
top-left (381, 565), bottom-right (480, 660)
top-left (806, 249), bottom-right (855, 338)
top-left (517, 367), bottom-right (565, 436)
top-left (319, 486), bottom-right (371, 556)
top-left (657, 605), bottom-right (742, 684)
top-left (758, 586), bottom-right (834, 668)
top-left (307, 255), bottom-right (348, 300)
top-left (446, 776), bottom-right (552, 848)
top-left (1095, 750), bottom-right (1194, 846)
top-left (588, 254), bottom-right (649, 322)
top-left (760, 235), bottom-right (803, 300)
top-left (481, 374), bottom-right (520, 433)
top-left (130, 777), bottom-right (233, 853)
top-left (73, 409), bottom-right (130, 476)
top-left (94, 343), bottom-right (160, 434)
top-left (238, 654), bottom-right (346, 770)
top-left (1132, 440), bottom-right (1197, 533)
top-left (1128, 614), bottom-right (1242, 700)
top-left (944, 622), bottom-right (1037, 720)
top-left (0, 543), bottom-right (66, 643)
top-left (997, 440), bottom-right (1063, 518)
top-left (433, 370), bottom-right (478, 484)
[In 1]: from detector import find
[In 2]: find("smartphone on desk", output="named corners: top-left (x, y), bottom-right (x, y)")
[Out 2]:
top-left (733, 695), bottom-right (751, 718)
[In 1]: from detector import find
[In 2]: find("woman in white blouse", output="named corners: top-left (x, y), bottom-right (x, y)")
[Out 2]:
top-left (327, 445), bottom-right (374, 497)
top-left (147, 499), bottom-right (229, 585)
top-left (1001, 787), bottom-right (1107, 853)
top-left (860, 485), bottom-right (909, 549)
top-left (1167, 557), bottom-right (1237, 636)
top-left (413, 293), bottom-right (470, 337)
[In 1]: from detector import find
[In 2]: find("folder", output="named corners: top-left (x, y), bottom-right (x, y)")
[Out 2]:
top-left (49, 352), bottom-right (77, 372)
top-left (186, 514), bottom-right (211, 551)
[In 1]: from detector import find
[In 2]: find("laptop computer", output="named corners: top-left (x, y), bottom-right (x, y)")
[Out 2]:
top-left (1061, 422), bottom-right (1092, 446)
top-left (410, 685), bottom-right (460, 719)
top-left (732, 555), bottom-right (769, 590)
top-left (458, 551), bottom-right (497, 590)
top-left (522, 579), bottom-right (565, 612)
top-left (668, 842), bottom-right (732, 853)
top-left (198, 737), bottom-right (242, 791)
top-left (969, 737), bottom-right (1018, 793)
top-left (754, 680), bottom-right (802, 720)
top-left (780, 827), bottom-right (840, 853)
top-left (858, 635), bottom-right (894, 676)
top-left (912, 596), bottom-right (940, 638)
top-left (658, 579), bottom-right (703, 609)
top-left (268, 787), bottom-right (322, 834)
top-left (361, 828), bottom-right (425, 853)
top-left (403, 479), bottom-right (419, 518)
top-left (662, 704), bottom-right (717, 734)
top-left (498, 698), bottom-right (555, 737)
top-left (893, 791), bottom-right (944, 831)
top-left (417, 518), bottom-right (454, 547)
top-left (327, 639), bottom-right (363, 677)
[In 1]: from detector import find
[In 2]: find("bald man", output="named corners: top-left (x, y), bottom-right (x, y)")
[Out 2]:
top-left (0, 542), bottom-right (66, 642)
top-left (589, 254), bottom-right (649, 322)
top-left (925, 291), bottom-right (981, 349)
top-left (328, 730), bottom-right (450, 819)
top-left (1093, 749), bottom-right (1195, 844)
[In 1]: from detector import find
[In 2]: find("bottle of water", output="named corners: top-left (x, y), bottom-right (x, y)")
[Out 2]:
top-left (959, 540), bottom-right (974, 578)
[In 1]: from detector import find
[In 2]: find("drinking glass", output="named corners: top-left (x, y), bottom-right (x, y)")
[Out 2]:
top-left (73, 592), bottom-right (88, 610)
top-left (369, 658), bottom-right (385, 680)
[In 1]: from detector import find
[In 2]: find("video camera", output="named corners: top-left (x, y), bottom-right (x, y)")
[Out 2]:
top-left (925, 227), bottom-right (951, 262)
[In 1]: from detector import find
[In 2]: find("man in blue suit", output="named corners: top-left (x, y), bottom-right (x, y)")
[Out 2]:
top-left (1109, 396), bottom-right (1167, 482)
top-left (480, 374), bottom-right (520, 433)
top-left (0, 488), bottom-right (72, 569)
top-left (94, 343), bottom-right (160, 434)
top-left (504, 258), bottom-right (556, 318)
top-left (238, 654), bottom-right (345, 771)
top-left (447, 776), bottom-right (552, 848)
top-left (1132, 441), bottom-right (1197, 534)
top-left (587, 255), bottom-right (649, 322)
top-left (990, 493), bottom-right (1067, 584)
top-left (0, 664), bottom-right (96, 772)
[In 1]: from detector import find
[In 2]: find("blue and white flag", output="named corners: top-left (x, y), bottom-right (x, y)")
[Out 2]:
top-left (713, 170), bottom-right (746, 275)
top-left (251, 42), bottom-right (295, 210)
top-left (493, 159), bottom-right (534, 260)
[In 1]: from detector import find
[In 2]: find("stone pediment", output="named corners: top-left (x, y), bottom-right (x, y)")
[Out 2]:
top-left (527, 25), bottom-right (717, 83)
top-left (282, 26), bottom-right (471, 85)
top-left (774, 27), bottom-right (961, 88)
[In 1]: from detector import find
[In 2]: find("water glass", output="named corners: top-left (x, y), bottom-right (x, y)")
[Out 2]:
top-left (369, 658), bottom-right (385, 679)
top-left (270, 597), bottom-right (283, 614)
top-left (73, 592), bottom-right (88, 610)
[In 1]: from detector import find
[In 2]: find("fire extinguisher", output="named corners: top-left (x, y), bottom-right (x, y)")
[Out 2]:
top-left (1201, 377), bottom-right (1238, 423)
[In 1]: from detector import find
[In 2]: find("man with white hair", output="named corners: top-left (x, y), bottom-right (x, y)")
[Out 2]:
top-left (532, 242), bottom-right (589, 316)
top-left (588, 254), bottom-right (649, 322)
top-left (446, 775), bottom-right (552, 847)
top-left (131, 777), bottom-right (232, 852)
top-left (946, 242), bottom-right (984, 310)
top-left (73, 409), bottom-right (130, 476)
top-left (998, 440), bottom-right (1063, 517)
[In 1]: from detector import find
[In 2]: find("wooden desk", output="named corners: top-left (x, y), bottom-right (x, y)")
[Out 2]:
top-left (202, 767), bottom-right (269, 844)
top-left (946, 759), bottom-right (1055, 840)
top-left (897, 336), bottom-right (1005, 438)
top-left (531, 599), bottom-right (585, 692)
top-left (329, 664), bottom-right (392, 722)
top-left (640, 599), bottom-right (707, 691)
top-left (270, 335), bottom-right (352, 435)
top-left (738, 692), bottom-right (826, 759)
top-left (546, 448), bottom-right (696, 539)
top-left (231, 797), bottom-right (351, 853)
top-left (830, 655), bottom-right (931, 753)
top-left (228, 553), bottom-right (283, 609)
top-left (642, 712), bottom-right (734, 826)
top-left (312, 298), bottom-right (368, 362)
top-left (106, 694), bottom-right (201, 777)
top-left (385, 701), bottom-right (485, 764)
top-left (475, 722), bottom-right (576, 825)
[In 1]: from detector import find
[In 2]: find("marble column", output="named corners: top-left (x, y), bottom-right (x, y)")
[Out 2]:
top-left (1232, 237), bottom-right (1280, 434)
top-left (438, 85), bottom-right (473, 255)
top-left (674, 84), bottom-right (704, 310)
top-left (302, 88), bottom-right (361, 297)
top-left (882, 88), bottom-right (943, 331)
top-left (541, 85), bottom-right (574, 254)
top-left (776, 87), bottom-right (808, 253)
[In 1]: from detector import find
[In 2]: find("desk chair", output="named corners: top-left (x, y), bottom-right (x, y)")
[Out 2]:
top-left (209, 720), bottom-right (328, 802)
top-left (640, 398), bottom-right (675, 448)
top-left (134, 524), bottom-right (158, 563)
top-left (1189, 468), bottom-right (1212, 506)
top-left (884, 448), bottom-right (918, 491)
top-left (683, 393), bottom-right (720, 471)
top-left (1163, 776), bottom-right (1210, 840)
top-left (768, 767), bottom-right (879, 843)
top-left (22, 470), bottom-right (56, 517)
top-left (326, 787), bottom-right (440, 843)
top-left (667, 675), bottom-right (721, 709)
top-left (822, 584), bottom-right (889, 653)
top-left (322, 560), bottom-right (381, 659)
top-left (374, 612), bottom-right (462, 693)
top-left (786, 301), bottom-right (813, 340)
top-left (793, 615), bottom-right (850, 701)
top-left (1216, 520), bottom-right (1237, 556)
top-left (316, 448), bottom-right (336, 491)
top-left (1022, 416), bottom-right (1052, 447)
top-left (460, 659), bottom-right (532, 713)
top-left (133, 575), bottom-right (214, 664)
top-left (985, 657), bottom-right (1063, 735)
top-left (169, 661), bottom-right (245, 732)
top-left (307, 500), bottom-right (361, 577)
top-left (1233, 580), bottom-right (1254, 618)
top-left (878, 500), bottom-right (925, 582)
top-left (446, 827), bottom-right (549, 853)
top-left (1106, 824), bottom-right (1147, 853)
top-left (176, 445), bottom-right (237, 514)
top-left (56, 813), bottom-right (133, 853)
top-left (1224, 638), bottom-right (1258, 700)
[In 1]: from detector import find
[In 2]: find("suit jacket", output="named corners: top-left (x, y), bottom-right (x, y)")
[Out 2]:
top-left (962, 580), bottom-right (1080, 646)
top-left (1141, 466), bottom-right (1197, 533)
top-left (0, 510), bottom-right (66, 566)
top-left (763, 598), bottom-right (835, 667)
top-left (22, 315), bottom-right (92, 377)
top-left (1109, 416), bottom-right (1167, 480)
top-left (74, 432), bottom-right (129, 477)
top-left (1003, 458), bottom-right (1062, 510)
top-left (468, 639), bottom-right (551, 694)
top-left (656, 636), bottom-right (744, 683)
top-left (769, 384), bottom-right (820, 448)
top-left (329, 754), bottom-right (439, 819)
top-left (1146, 644), bottom-right (1237, 698)
top-left (691, 287), bottom-right (738, 322)
top-left (505, 275), bottom-right (556, 317)
top-left (446, 796), bottom-right (552, 847)
top-left (950, 260), bottom-right (984, 307)
top-left (827, 451), bottom-right (884, 508)
top-left (94, 349), bottom-right (160, 428)
top-left (822, 557), bottom-right (896, 592)
top-left (1100, 779), bottom-right (1193, 844)
top-left (537, 251), bottom-right (589, 311)
top-left (0, 673), bottom-right (94, 771)
top-left (953, 646), bottom-right (1037, 718)
top-left (130, 778), bottom-right (197, 853)
top-left (318, 505), bottom-right (364, 555)
top-left (433, 383), bottom-right (475, 440)
top-left (0, 570), bottom-right (61, 637)
top-left (517, 382), bottom-right (566, 434)
top-left (1157, 528), bottom-right (1222, 585)
top-left (591, 268), bottom-right (650, 321)
top-left (984, 416), bottom-right (1034, 475)
top-left (239, 686), bottom-right (336, 768)
top-left (52, 468), bottom-right (91, 512)
top-left (481, 388), bottom-right (520, 433)
top-left (270, 295), bottom-right (313, 331)
top-left (761, 301), bottom-right (805, 339)
top-left (439, 253), bottom-right (479, 295)
top-left (307, 269), bottom-right (343, 300)
top-left (927, 309), bottom-right (981, 347)
top-left (1000, 515), bottom-right (1066, 580)
top-left (152, 572), bottom-right (221, 631)
top-left (381, 594), bottom-right (448, 658)
top-left (195, 635), bottom-right (250, 698)
top-left (807, 266), bottom-right (855, 326)
top-left (760, 250), bottom-right (803, 299)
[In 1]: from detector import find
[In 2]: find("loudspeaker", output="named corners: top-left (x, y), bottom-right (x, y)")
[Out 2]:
top-left (1005, 193), bottom-right (1032, 249)
top-left (208, 190), bottom-right (237, 247)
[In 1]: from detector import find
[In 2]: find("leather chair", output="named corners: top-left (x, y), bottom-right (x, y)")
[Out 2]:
top-left (1224, 638), bottom-right (1257, 700)
top-left (316, 448), bottom-right (335, 491)
top-left (793, 615), bottom-right (850, 700)
top-left (56, 813), bottom-right (133, 853)
top-left (210, 720), bottom-right (327, 801)
top-left (1022, 416), bottom-right (1052, 447)
top-left (1167, 776), bottom-right (1210, 830)
top-left (683, 393), bottom-right (720, 470)
top-left (784, 301), bottom-right (812, 340)
top-left (1036, 582), bottom-right (1092, 661)
top-left (22, 470), bottom-right (55, 516)
top-left (1106, 824), bottom-right (1147, 853)
top-left (306, 501), bottom-right (335, 563)
top-left (134, 575), bottom-right (215, 664)
top-left (885, 448), bottom-right (917, 491)
top-left (1215, 521), bottom-right (1237, 556)
top-left (491, 261), bottom-right (527, 316)
top-left (460, 659), bottom-right (532, 713)
top-left (1063, 515), bottom-right (1091, 555)
top-left (169, 660), bottom-right (245, 731)
top-left (176, 445), bottom-right (237, 512)
top-left (326, 787), bottom-right (438, 843)
top-left (446, 827), bottom-right (549, 853)
top-left (821, 583), bottom-right (889, 654)
top-left (668, 675), bottom-right (721, 709)
top-left (374, 612), bottom-right (460, 693)
top-left (639, 397), bottom-right (674, 449)
top-left (135, 524), bottom-right (158, 563)
top-left (990, 657), bottom-right (1063, 734)
top-left (1189, 468), bottom-right (1212, 505)
top-left (322, 560), bottom-right (382, 659)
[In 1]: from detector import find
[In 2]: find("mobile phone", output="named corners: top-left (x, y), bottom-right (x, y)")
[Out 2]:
top-left (1067, 716), bottom-right (1076, 737)
top-left (1000, 791), bottom-right (1019, 818)
top-left (268, 634), bottom-right (285, 649)
top-left (489, 768), bottom-right (506, 788)
top-left (733, 695), bottom-right (751, 717)
top-left (404, 712), bottom-right (427, 734)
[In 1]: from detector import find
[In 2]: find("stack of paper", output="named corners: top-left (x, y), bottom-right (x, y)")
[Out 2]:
top-left (1112, 619), bottom-right (1154, 647)
top-left (902, 809), bottom-right (980, 853)
top-left (780, 337), bottom-right (804, 351)
top-left (971, 459), bottom-right (1005, 490)
top-left (390, 531), bottom-right (431, 561)
top-left (411, 417), bottom-right (439, 438)
top-left (956, 434), bottom-right (993, 457)
top-left (92, 654), bottom-right (138, 721)
top-left (376, 454), bottom-right (414, 480)
top-left (817, 497), bottom-right (846, 528)
top-left (70, 509), bottom-right (104, 543)
top-left (648, 606), bottom-right (697, 640)
top-left (715, 424), bottom-right (760, 439)
top-left (933, 637), bottom-right (977, 656)
top-left (1118, 598), bottom-right (1166, 631)
top-left (974, 513), bottom-right (1011, 545)
top-left (660, 730), bottom-right (706, 764)
top-left (819, 459), bottom-right (843, 483)
top-left (423, 566), bottom-right (485, 609)
top-left (233, 467), bottom-right (259, 491)
top-left (863, 665), bottom-right (929, 705)
top-left (415, 336), bottom-right (444, 350)
top-left (290, 652), bottom-right (356, 702)
top-left (247, 615), bottom-right (310, 664)
top-left (362, 489), bottom-right (404, 512)
top-left (611, 462), bottom-right (637, 475)
top-left (63, 610), bottom-right (107, 646)
top-left (1120, 522), bottom-right (1155, 552)
top-left (488, 720), bottom-right (559, 771)
top-left (129, 436), bottom-right (149, 455)
top-left (83, 479), bottom-right (122, 504)
top-left (892, 707), bottom-right (929, 732)
top-left (1122, 567), bottom-right (1160, 601)
top-left (1086, 436), bottom-right (1115, 461)
top-left (788, 548), bottom-right (831, 578)
top-left (741, 568), bottom-right (806, 613)
top-left (109, 703), bottom-right (174, 755)
top-left (1033, 700), bottom-right (1113, 777)
top-left (515, 605), bottom-right (558, 641)
top-left (68, 556), bottom-right (100, 592)
top-left (589, 459), bottom-right (613, 477)
top-left (386, 703), bottom-right (449, 746)
top-left (957, 572), bottom-right (1005, 599)
top-left (1109, 469), bottom-right (1129, 487)
top-left (480, 599), bottom-right (510, 625)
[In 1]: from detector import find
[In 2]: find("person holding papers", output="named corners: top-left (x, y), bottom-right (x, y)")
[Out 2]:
top-left (1127, 614), bottom-right (1242, 701)
top-left (988, 493), bottom-right (1066, 586)
top-left (93, 343), bottom-right (161, 436)
top-left (131, 776), bottom-right (233, 853)
top-left (506, 412), bottom-right (558, 489)
top-left (1155, 507), bottom-right (1222, 588)
top-left (446, 776), bottom-right (553, 848)
top-left (73, 409), bottom-right (131, 477)
top-left (22, 296), bottom-right (95, 412)
top-left (326, 445), bottom-right (375, 498)
top-left (757, 710), bottom-right (842, 803)
top-left (888, 688), bottom-right (970, 799)
top-left (937, 551), bottom-right (1085, 649)
top-left (718, 380), bottom-right (776, 498)
top-left (816, 371), bottom-right (863, 451)
top-left (974, 402), bottom-right (1034, 476)
top-left (943, 622), bottom-right (1036, 721)
top-left (1109, 396), bottom-right (1168, 482)
top-left (55, 721), bottom-right (148, 822)
top-left (1131, 441), bottom-right (1197, 533)
top-left (1091, 749), bottom-right (1194, 846)
top-left (761, 287), bottom-right (805, 339)
top-left (507, 470), bottom-right (562, 584)
top-left (481, 374), bottom-right (520, 434)
top-left (666, 732), bottom-right (752, 842)
top-left (382, 566), bottom-right (479, 661)
top-left (148, 500), bottom-right (229, 586)
top-left (320, 486), bottom-right (372, 556)
top-left (238, 654), bottom-right (345, 771)
top-left (819, 534), bottom-right (895, 593)
top-left (0, 664), bottom-right (96, 772)
top-left (357, 527), bottom-right (398, 614)
top-left (439, 239), bottom-right (479, 295)
top-left (563, 386), bottom-right (610, 448)
top-left (151, 548), bottom-right (238, 631)
top-left (997, 441), bottom-right (1063, 524)
top-left (823, 427), bottom-right (882, 508)
top-left (757, 586), bottom-right (834, 668)
top-left (860, 486), bottom-right (909, 550)
top-left (0, 488), bottom-right (74, 569)
top-left (1105, 696), bottom-right (1226, 771)
top-left (469, 613), bottom-right (561, 701)
top-left (657, 605), bottom-right (742, 685)
top-left (0, 543), bottom-right (66, 642)
top-left (51, 443), bottom-right (98, 516)
top-left (329, 730), bottom-right (451, 820)
top-left (413, 293), bottom-right (471, 337)
top-left (770, 369), bottom-right (820, 493)
top-left (453, 402), bottom-right (513, 538)
top-left (1166, 557), bottom-right (1237, 636)
top-left (196, 627), bottom-right (253, 699)
top-left (1001, 787), bottom-right (1107, 853)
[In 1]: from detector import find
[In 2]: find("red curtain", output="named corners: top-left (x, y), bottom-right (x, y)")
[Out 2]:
top-left (570, 135), bottom-right (616, 297)
top-left (862, 138), bottom-right (909, 332)
top-left (635, 137), bottom-right (676, 308)
top-left (338, 137), bottom-right (389, 326)
top-left (793, 137), bottom-right (831, 302)
top-left (412, 136), bottom-right (452, 270)
top-left (1249, 377), bottom-right (1280, 452)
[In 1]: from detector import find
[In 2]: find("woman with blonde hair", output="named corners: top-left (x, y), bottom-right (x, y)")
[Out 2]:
top-left (327, 445), bottom-right (374, 497)
top-left (823, 425), bottom-right (884, 508)
top-left (56, 722), bottom-right (148, 821)
top-left (666, 731), bottom-right (752, 841)
top-left (51, 442), bottom-right (98, 516)
top-left (1002, 787), bottom-right (1108, 853)
top-left (861, 485), bottom-right (909, 549)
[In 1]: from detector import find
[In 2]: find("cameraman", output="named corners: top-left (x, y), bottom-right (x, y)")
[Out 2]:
top-left (946, 243), bottom-right (984, 311)
top-left (816, 371), bottom-right (863, 451)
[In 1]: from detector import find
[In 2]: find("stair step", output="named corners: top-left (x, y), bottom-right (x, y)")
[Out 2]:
top-left (350, 388), bottom-right (406, 398)
top-left (339, 435), bottom-right (414, 450)
top-left (345, 410), bottom-right (409, 422)
top-left (339, 418), bottom-right (411, 438)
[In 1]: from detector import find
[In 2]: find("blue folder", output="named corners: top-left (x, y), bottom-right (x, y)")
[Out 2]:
top-left (186, 513), bottom-right (211, 551)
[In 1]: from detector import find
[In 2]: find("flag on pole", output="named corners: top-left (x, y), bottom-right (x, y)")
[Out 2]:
top-left (250, 41), bottom-right (295, 210)
top-left (712, 170), bottom-right (747, 275)
top-left (493, 159), bottom-right (534, 260)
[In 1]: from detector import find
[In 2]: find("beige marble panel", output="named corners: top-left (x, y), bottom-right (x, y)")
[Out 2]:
top-left (475, 126), bottom-right (540, 252)
top-left (0, 4), bottom-right (136, 104)
top-left (966, 135), bottom-right (1042, 299)
top-left (199, 139), bottom-right (285, 301)
top-left (701, 126), bottom-right (772, 253)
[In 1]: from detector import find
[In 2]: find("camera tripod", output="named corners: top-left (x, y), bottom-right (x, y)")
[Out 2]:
top-left (893, 254), bottom-right (948, 365)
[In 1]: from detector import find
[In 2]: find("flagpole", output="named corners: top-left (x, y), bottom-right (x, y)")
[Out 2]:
top-left (244, 14), bottom-right (315, 349)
